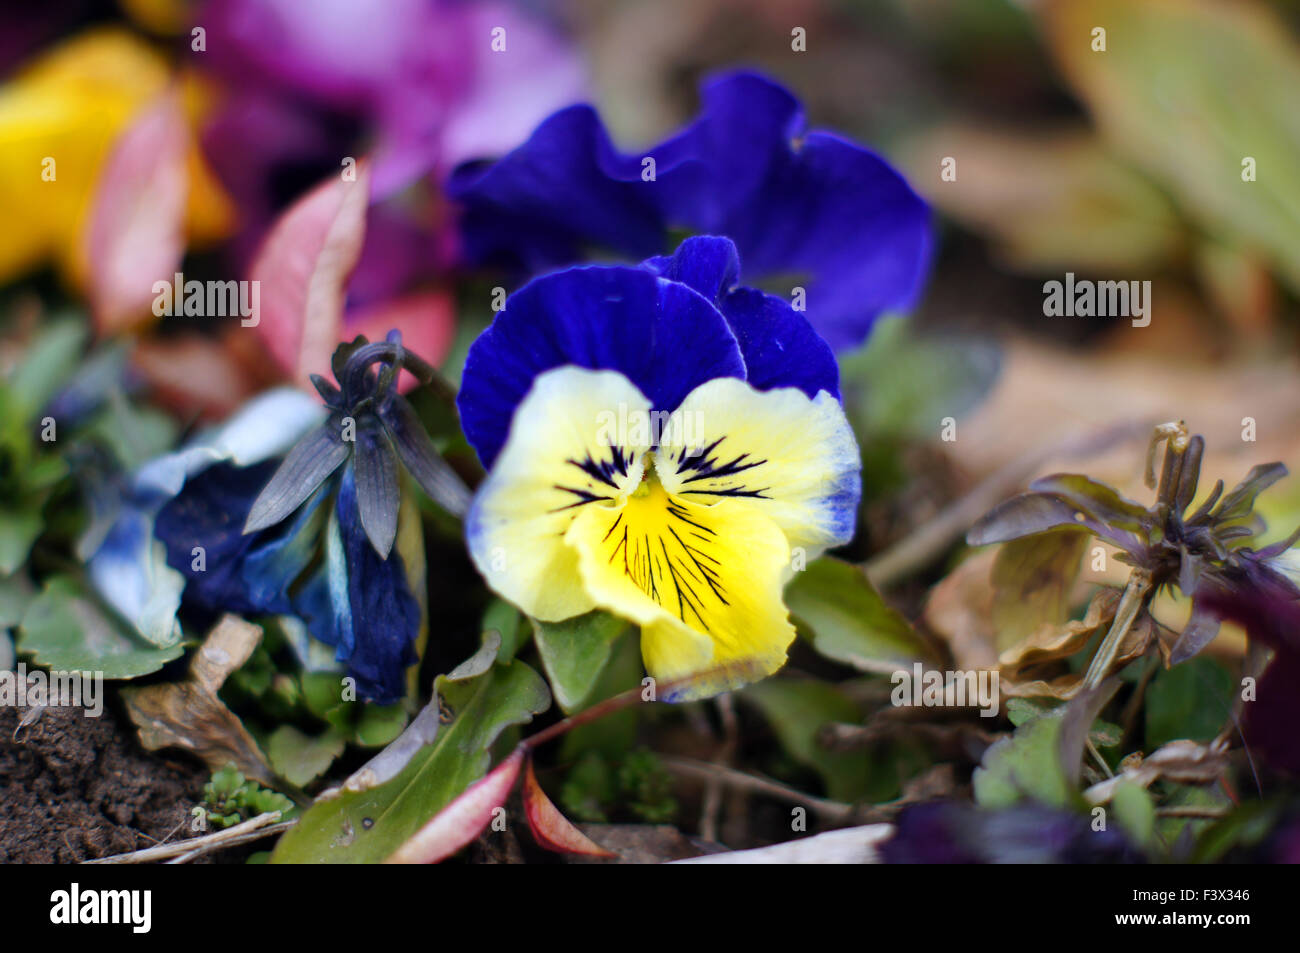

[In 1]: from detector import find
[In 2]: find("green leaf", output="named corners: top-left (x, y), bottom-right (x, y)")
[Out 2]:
top-left (265, 725), bottom-right (347, 786)
top-left (270, 634), bottom-right (550, 863)
top-left (1192, 801), bottom-right (1282, 864)
top-left (559, 631), bottom-right (642, 761)
top-left (1111, 780), bottom-right (1156, 847)
top-left (559, 751), bottom-right (615, 823)
top-left (355, 704), bottom-right (408, 748)
top-left (532, 610), bottom-right (630, 713)
top-left (977, 679), bottom-right (1118, 808)
top-left (1004, 697), bottom-right (1048, 727)
top-left (839, 316), bottom-right (999, 443)
top-left (1044, 0), bottom-right (1300, 295)
top-left (7, 320), bottom-right (85, 423)
top-left (0, 573), bottom-right (34, 629)
top-left (1005, 698), bottom-right (1121, 750)
top-left (17, 576), bottom-right (184, 678)
top-left (787, 557), bottom-right (934, 674)
top-left (741, 679), bottom-right (871, 802)
top-left (974, 708), bottom-right (1074, 809)
top-left (618, 748), bottom-right (677, 824)
top-left (1157, 782), bottom-right (1230, 851)
top-left (1145, 656), bottom-right (1234, 749)
top-left (1089, 718), bottom-right (1123, 749)
top-left (481, 598), bottom-right (527, 663)
top-left (301, 671), bottom-right (351, 725)
top-left (83, 396), bottom-right (179, 472)
top-left (0, 510), bottom-right (43, 575)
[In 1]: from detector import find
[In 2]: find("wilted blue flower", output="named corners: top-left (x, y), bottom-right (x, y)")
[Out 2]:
top-left (449, 70), bottom-right (932, 352)
top-left (88, 387), bottom-right (323, 648)
top-left (459, 235), bottom-right (860, 700)
top-left (95, 332), bottom-right (465, 703)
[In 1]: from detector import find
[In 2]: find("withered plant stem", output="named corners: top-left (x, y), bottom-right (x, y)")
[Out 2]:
top-left (1082, 568), bottom-right (1152, 691)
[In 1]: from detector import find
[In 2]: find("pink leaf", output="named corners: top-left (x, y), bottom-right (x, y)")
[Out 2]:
top-left (249, 163), bottom-right (371, 387)
top-left (86, 92), bottom-right (189, 336)
top-left (522, 756), bottom-right (617, 858)
top-left (385, 748), bottom-right (523, 864)
top-left (131, 333), bottom-right (261, 421)
top-left (344, 290), bottom-right (456, 392)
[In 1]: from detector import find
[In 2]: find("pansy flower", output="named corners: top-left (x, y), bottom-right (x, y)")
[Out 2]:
top-left (449, 70), bottom-right (932, 352)
top-left (93, 333), bottom-right (464, 703)
top-left (459, 236), bottom-right (861, 701)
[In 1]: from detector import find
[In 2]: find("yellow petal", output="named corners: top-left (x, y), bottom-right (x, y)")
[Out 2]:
top-left (657, 378), bottom-right (860, 559)
top-left (0, 30), bottom-right (169, 283)
top-left (565, 465), bottom-right (795, 701)
top-left (466, 367), bottom-right (652, 622)
top-left (0, 29), bottom-right (232, 287)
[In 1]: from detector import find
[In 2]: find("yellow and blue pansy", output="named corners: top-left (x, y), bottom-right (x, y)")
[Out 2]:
top-left (459, 236), bottom-right (861, 701)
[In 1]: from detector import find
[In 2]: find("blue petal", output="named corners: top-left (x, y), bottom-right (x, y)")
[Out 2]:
top-left (718, 288), bottom-right (839, 399)
top-left (154, 461), bottom-right (279, 615)
top-left (642, 237), bottom-right (839, 399)
top-left (321, 466), bottom-right (420, 705)
top-left (642, 235), bottom-right (739, 302)
top-left (457, 265), bottom-right (745, 468)
top-left (656, 73), bottom-right (935, 350)
top-left (293, 514), bottom-right (351, 658)
top-left (448, 105), bottom-right (666, 272)
top-left (87, 506), bottom-right (186, 646)
top-left (239, 483), bottom-right (331, 615)
top-left (451, 70), bottom-right (932, 351)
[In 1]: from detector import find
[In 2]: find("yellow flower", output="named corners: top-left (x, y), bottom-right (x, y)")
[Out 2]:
top-left (458, 244), bottom-right (861, 701)
top-left (0, 28), bottom-right (231, 288)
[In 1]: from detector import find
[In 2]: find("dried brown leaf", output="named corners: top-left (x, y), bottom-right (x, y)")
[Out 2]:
top-left (991, 528), bottom-right (1088, 650)
top-left (122, 615), bottom-right (272, 783)
top-left (1085, 738), bottom-right (1230, 804)
top-left (999, 589), bottom-right (1158, 700)
top-left (923, 549), bottom-right (999, 672)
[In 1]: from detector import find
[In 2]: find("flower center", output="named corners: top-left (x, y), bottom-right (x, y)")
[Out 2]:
top-left (626, 452), bottom-right (662, 501)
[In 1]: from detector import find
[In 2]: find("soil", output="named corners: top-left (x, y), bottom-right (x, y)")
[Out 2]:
top-left (0, 702), bottom-right (206, 863)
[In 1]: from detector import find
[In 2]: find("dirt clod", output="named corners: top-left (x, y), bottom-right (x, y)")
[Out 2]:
top-left (0, 703), bottom-right (205, 863)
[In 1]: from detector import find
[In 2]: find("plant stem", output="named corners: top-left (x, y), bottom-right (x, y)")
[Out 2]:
top-left (1085, 738), bottom-right (1115, 779)
top-left (84, 812), bottom-right (290, 864)
top-left (660, 756), bottom-right (856, 822)
top-left (1082, 569), bottom-right (1152, 690)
